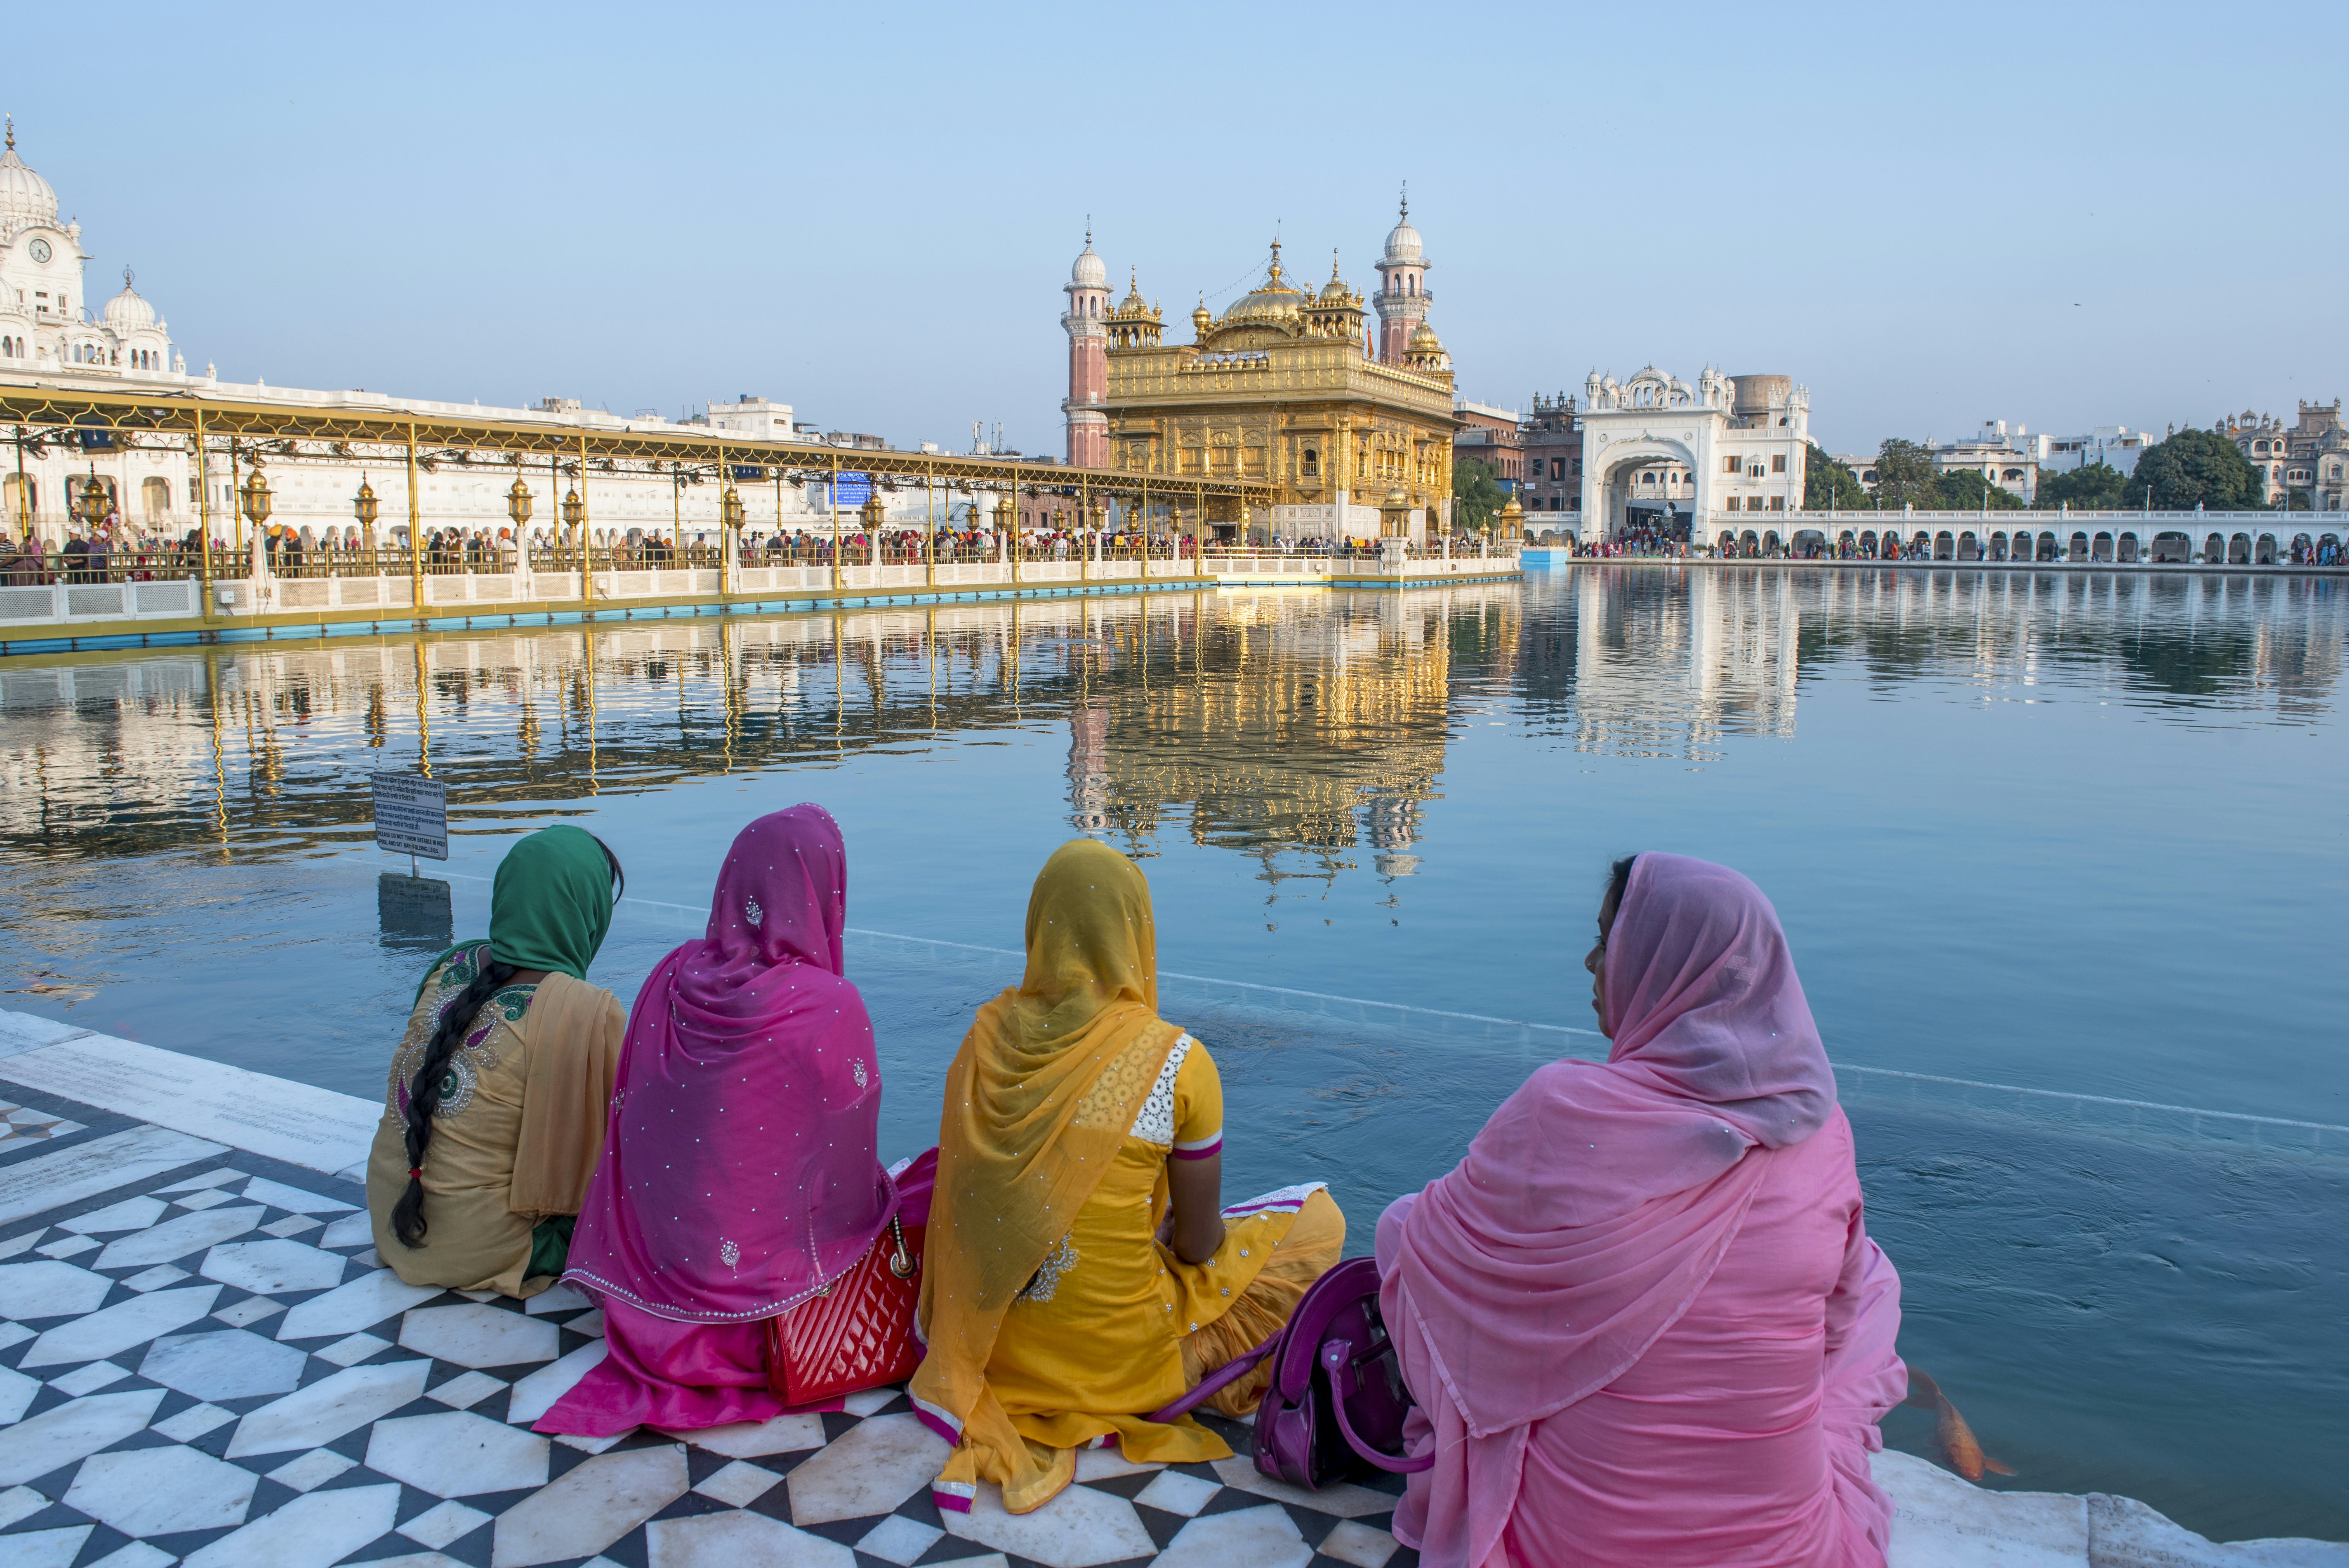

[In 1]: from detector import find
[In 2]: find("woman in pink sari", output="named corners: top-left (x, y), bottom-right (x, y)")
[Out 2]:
top-left (1378, 852), bottom-right (1907, 1567)
top-left (539, 805), bottom-right (898, 1434)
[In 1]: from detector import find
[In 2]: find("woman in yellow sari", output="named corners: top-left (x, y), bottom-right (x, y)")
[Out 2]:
top-left (912, 838), bottom-right (1345, 1516)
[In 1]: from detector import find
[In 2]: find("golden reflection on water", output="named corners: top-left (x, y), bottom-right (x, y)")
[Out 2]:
top-left (0, 569), bottom-right (2341, 866)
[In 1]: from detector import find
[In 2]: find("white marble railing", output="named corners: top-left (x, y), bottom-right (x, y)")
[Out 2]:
top-left (0, 577), bottom-right (204, 623)
top-left (0, 550), bottom-right (1527, 632)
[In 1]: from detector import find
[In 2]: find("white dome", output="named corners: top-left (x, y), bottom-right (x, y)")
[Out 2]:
top-left (104, 273), bottom-right (156, 332)
top-left (1071, 238), bottom-right (1107, 290)
top-left (0, 132), bottom-right (58, 228)
top-left (1383, 217), bottom-right (1423, 264)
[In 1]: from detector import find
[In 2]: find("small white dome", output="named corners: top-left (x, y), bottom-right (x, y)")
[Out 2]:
top-left (103, 272), bottom-right (155, 332)
top-left (0, 125), bottom-right (58, 228)
top-left (1383, 217), bottom-right (1423, 264)
top-left (1071, 238), bottom-right (1107, 290)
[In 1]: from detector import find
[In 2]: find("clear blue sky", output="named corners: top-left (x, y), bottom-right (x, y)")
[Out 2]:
top-left (12, 2), bottom-right (2341, 457)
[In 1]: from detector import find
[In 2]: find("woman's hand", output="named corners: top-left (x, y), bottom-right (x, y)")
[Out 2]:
top-left (1164, 1151), bottom-right (1227, 1265)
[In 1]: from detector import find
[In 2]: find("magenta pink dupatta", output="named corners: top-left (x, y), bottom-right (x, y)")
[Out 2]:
top-left (540, 805), bottom-right (897, 1434)
top-left (1381, 852), bottom-right (1899, 1566)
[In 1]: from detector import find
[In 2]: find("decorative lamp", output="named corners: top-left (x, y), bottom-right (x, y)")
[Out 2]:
top-left (353, 477), bottom-right (379, 549)
top-left (77, 469), bottom-right (110, 528)
top-left (238, 464), bottom-right (273, 528)
top-left (722, 483), bottom-right (747, 531)
top-left (561, 485), bottom-right (584, 531)
top-left (506, 476), bottom-right (533, 527)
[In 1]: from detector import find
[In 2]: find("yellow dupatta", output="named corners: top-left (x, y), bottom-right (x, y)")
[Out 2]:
top-left (912, 838), bottom-right (1184, 1514)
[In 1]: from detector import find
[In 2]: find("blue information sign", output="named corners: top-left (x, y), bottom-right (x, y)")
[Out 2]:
top-left (831, 472), bottom-right (871, 510)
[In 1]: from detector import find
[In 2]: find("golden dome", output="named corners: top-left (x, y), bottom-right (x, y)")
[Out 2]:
top-left (1317, 251), bottom-right (1352, 305)
top-left (1409, 323), bottom-right (1443, 351)
top-left (1220, 240), bottom-right (1306, 328)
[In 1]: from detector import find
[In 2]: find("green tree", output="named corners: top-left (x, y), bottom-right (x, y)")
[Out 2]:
top-left (1931, 469), bottom-right (2024, 511)
top-left (1452, 456), bottom-right (1506, 535)
top-left (1872, 439), bottom-right (1941, 510)
top-left (2129, 428), bottom-right (2265, 510)
top-left (1804, 444), bottom-right (1868, 509)
top-left (2034, 461), bottom-right (2129, 510)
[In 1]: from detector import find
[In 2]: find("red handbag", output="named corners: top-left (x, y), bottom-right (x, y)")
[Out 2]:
top-left (763, 1149), bottom-right (934, 1406)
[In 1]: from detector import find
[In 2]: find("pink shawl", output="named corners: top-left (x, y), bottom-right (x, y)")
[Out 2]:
top-left (562, 805), bottom-right (896, 1323)
top-left (1383, 852), bottom-right (1837, 1438)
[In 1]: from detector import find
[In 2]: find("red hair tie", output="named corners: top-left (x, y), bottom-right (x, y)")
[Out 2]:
top-left (407, 1168), bottom-right (424, 1180)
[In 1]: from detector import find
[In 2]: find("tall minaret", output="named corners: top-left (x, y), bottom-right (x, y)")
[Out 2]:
top-left (1062, 225), bottom-right (1110, 467)
top-left (1372, 186), bottom-right (1430, 367)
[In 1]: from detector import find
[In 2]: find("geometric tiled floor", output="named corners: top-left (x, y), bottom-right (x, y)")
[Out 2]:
top-left (0, 1078), bottom-right (1414, 1568)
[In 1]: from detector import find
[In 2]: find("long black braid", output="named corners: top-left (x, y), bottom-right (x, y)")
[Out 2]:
top-left (390, 951), bottom-right (514, 1249)
top-left (391, 834), bottom-right (624, 1250)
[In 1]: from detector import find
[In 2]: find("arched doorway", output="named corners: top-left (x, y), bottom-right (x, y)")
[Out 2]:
top-left (2117, 532), bottom-right (2140, 563)
top-left (1859, 529), bottom-right (1879, 558)
top-left (2202, 532), bottom-right (2224, 563)
top-left (2255, 533), bottom-right (2277, 565)
top-left (2036, 532), bottom-right (2059, 562)
top-left (1792, 529), bottom-right (1825, 559)
top-left (1592, 442), bottom-right (1701, 542)
top-left (2228, 533), bottom-right (2251, 564)
top-left (2092, 531), bottom-right (2113, 562)
top-left (1988, 530), bottom-right (2008, 561)
top-left (2068, 531), bottom-right (2089, 561)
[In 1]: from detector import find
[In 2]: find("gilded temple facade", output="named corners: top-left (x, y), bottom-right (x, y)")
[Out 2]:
top-left (1066, 205), bottom-right (1458, 544)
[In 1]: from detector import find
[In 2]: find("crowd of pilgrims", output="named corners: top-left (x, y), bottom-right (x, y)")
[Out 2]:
top-left (366, 809), bottom-right (1947, 1565)
top-left (0, 520), bottom-right (1504, 585)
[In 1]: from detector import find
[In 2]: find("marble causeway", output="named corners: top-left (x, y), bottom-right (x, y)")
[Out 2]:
top-left (0, 1026), bottom-right (2340, 1568)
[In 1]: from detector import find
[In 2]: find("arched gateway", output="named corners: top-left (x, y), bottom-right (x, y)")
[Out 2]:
top-left (1576, 367), bottom-right (1810, 546)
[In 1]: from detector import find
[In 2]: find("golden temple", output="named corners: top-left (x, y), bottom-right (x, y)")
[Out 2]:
top-left (1088, 234), bottom-right (1458, 542)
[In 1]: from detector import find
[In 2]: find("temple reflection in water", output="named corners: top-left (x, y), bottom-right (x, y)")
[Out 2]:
top-left (0, 570), bottom-right (2341, 868)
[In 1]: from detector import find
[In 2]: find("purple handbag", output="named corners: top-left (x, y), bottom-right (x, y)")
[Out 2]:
top-left (1149, 1256), bottom-right (1433, 1490)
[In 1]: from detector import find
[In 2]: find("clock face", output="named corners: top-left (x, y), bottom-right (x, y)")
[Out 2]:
top-left (27, 238), bottom-right (49, 264)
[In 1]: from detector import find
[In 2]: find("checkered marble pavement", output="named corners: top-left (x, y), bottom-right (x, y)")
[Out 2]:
top-left (0, 1081), bottom-right (1416, 1568)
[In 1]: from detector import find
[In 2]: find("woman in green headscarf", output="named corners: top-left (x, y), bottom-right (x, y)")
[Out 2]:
top-left (367, 825), bottom-right (630, 1298)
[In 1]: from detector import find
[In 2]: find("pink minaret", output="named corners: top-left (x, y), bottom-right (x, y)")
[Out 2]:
top-left (1063, 226), bottom-right (1110, 467)
top-left (1373, 186), bottom-right (1431, 367)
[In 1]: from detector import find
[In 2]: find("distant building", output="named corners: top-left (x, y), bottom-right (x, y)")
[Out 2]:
top-left (697, 396), bottom-right (798, 438)
top-left (2223, 403), bottom-right (2347, 510)
top-left (1453, 401), bottom-right (1524, 487)
top-left (1520, 395), bottom-right (1583, 516)
top-left (1076, 199), bottom-right (1458, 542)
top-left (1576, 367), bottom-right (1810, 543)
top-left (2043, 425), bottom-right (2153, 480)
top-left (1931, 420), bottom-right (2045, 502)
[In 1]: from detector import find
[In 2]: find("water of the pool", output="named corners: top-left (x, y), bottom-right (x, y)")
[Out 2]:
top-left (2, 565), bottom-right (2344, 1541)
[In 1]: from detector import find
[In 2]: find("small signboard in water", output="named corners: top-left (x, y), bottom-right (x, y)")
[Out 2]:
top-left (372, 771), bottom-right (448, 862)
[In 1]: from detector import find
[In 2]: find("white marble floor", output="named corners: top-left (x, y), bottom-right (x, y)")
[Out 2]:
top-left (0, 1090), bottom-right (1416, 1568)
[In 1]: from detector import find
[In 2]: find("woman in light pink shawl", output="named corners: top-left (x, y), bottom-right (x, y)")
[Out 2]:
top-left (540, 805), bottom-right (898, 1434)
top-left (1378, 852), bottom-right (1906, 1567)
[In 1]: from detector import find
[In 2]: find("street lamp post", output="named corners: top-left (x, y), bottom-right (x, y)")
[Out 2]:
top-left (238, 461), bottom-right (273, 586)
top-left (505, 475), bottom-right (532, 575)
top-left (722, 479), bottom-right (746, 598)
top-left (561, 478), bottom-right (587, 611)
top-left (354, 476), bottom-right (380, 570)
top-left (77, 468), bottom-right (109, 580)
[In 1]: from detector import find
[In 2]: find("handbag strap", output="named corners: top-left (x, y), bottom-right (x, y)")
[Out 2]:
top-left (1321, 1338), bottom-right (1435, 1473)
top-left (1146, 1328), bottom-right (1282, 1426)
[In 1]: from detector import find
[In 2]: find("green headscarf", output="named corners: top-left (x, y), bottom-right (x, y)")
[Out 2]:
top-left (487, 824), bottom-right (618, 980)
